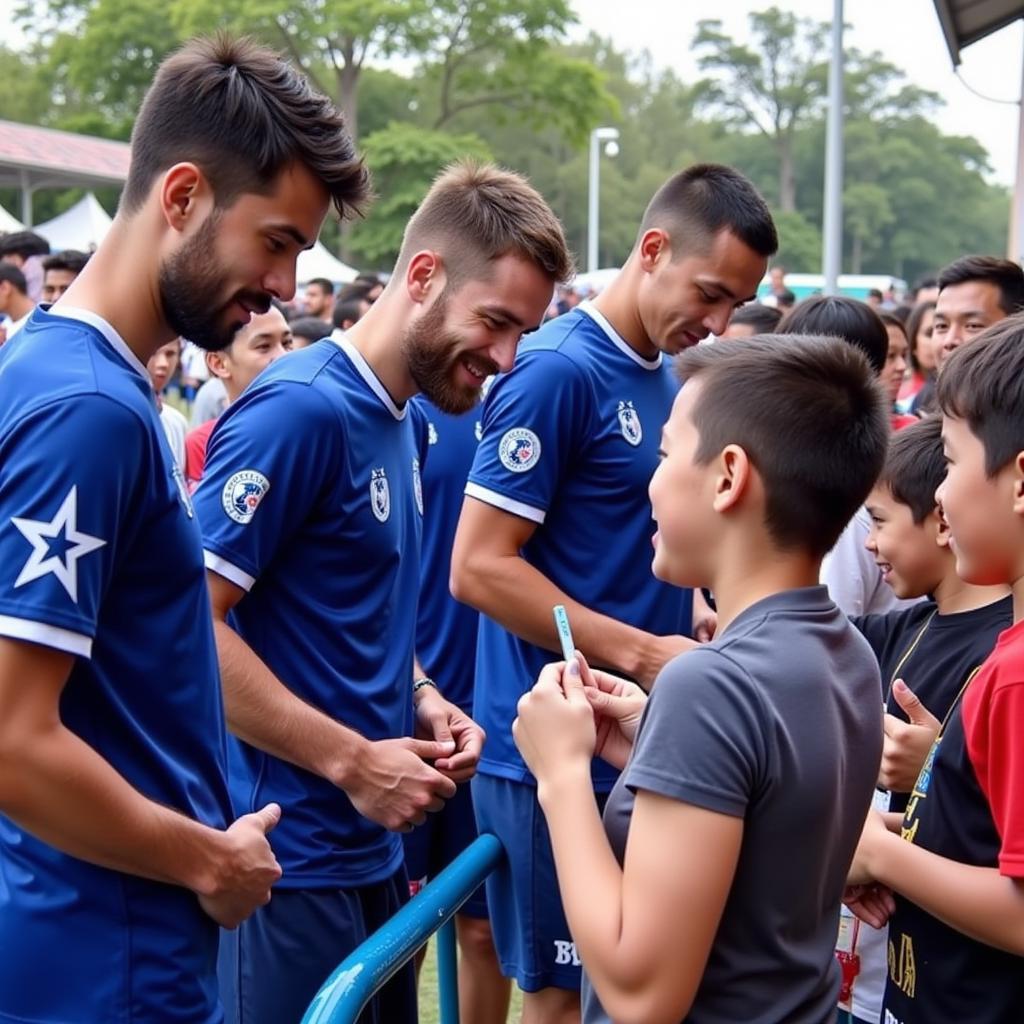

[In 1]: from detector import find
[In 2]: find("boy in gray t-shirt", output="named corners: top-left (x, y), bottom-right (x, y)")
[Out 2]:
top-left (513, 336), bottom-right (888, 1024)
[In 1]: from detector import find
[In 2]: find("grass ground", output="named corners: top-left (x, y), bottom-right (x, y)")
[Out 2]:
top-left (417, 939), bottom-right (523, 1024)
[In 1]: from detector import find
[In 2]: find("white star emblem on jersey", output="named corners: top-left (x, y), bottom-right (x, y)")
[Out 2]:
top-left (11, 486), bottom-right (106, 604)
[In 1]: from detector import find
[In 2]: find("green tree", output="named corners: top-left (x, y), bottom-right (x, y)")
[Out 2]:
top-left (347, 122), bottom-right (492, 268)
top-left (772, 210), bottom-right (822, 272)
top-left (843, 182), bottom-right (893, 273)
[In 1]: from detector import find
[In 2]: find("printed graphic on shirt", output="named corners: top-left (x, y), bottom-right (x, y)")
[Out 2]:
top-left (370, 467), bottom-right (391, 522)
top-left (413, 457), bottom-right (423, 516)
top-left (11, 486), bottom-right (106, 603)
top-left (221, 469), bottom-right (270, 525)
top-left (498, 428), bottom-right (541, 473)
top-left (617, 400), bottom-right (642, 446)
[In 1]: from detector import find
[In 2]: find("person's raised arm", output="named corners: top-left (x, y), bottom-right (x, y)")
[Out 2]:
top-left (451, 497), bottom-right (692, 688)
top-left (0, 637), bottom-right (280, 928)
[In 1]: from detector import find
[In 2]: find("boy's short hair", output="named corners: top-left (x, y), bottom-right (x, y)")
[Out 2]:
top-left (306, 277), bottom-right (334, 295)
top-left (122, 34), bottom-right (370, 220)
top-left (938, 256), bottom-right (1024, 316)
top-left (729, 303), bottom-right (783, 333)
top-left (778, 295), bottom-right (888, 374)
top-left (41, 250), bottom-right (90, 274)
top-left (675, 335), bottom-right (889, 558)
top-left (937, 312), bottom-right (1024, 476)
top-left (332, 298), bottom-right (366, 329)
top-left (0, 264), bottom-right (28, 294)
top-left (878, 417), bottom-right (945, 524)
top-left (287, 316), bottom-right (332, 344)
top-left (0, 231), bottom-right (49, 260)
top-left (395, 161), bottom-right (573, 289)
top-left (638, 163), bottom-right (778, 259)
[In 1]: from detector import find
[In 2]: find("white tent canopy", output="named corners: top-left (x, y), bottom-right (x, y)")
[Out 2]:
top-left (35, 193), bottom-right (112, 251)
top-left (0, 203), bottom-right (24, 233)
top-left (297, 241), bottom-right (358, 285)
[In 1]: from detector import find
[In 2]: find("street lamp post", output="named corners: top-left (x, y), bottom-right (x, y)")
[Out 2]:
top-left (587, 126), bottom-right (620, 274)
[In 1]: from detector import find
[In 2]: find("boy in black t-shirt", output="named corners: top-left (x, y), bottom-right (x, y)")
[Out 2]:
top-left (836, 418), bottom-right (1011, 1024)
top-left (848, 316), bottom-right (1024, 1023)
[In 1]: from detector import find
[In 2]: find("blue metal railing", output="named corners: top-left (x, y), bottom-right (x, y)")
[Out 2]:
top-left (301, 833), bottom-right (505, 1024)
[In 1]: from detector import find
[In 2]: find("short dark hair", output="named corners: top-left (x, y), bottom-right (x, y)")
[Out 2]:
top-left (395, 161), bottom-right (573, 287)
top-left (868, 288), bottom-right (884, 301)
top-left (638, 163), bottom-right (778, 259)
top-left (122, 34), bottom-right (370, 220)
top-left (777, 295), bottom-right (888, 374)
top-left (0, 263), bottom-right (28, 294)
top-left (337, 280), bottom-right (374, 303)
top-left (332, 298), bottom-right (366, 329)
top-left (937, 312), bottom-right (1024, 476)
top-left (729, 303), bottom-right (783, 333)
top-left (878, 417), bottom-right (945, 523)
top-left (306, 277), bottom-right (334, 295)
top-left (288, 316), bottom-right (332, 343)
top-left (42, 250), bottom-right (90, 275)
top-left (675, 335), bottom-right (889, 558)
top-left (0, 231), bottom-right (49, 259)
top-left (938, 256), bottom-right (1024, 316)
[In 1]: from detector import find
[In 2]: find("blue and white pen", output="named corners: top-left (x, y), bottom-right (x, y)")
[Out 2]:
top-left (552, 604), bottom-right (576, 664)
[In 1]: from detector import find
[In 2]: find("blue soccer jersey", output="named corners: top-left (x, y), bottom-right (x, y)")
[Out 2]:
top-left (466, 303), bottom-right (693, 788)
top-left (0, 307), bottom-right (232, 1023)
top-left (410, 397), bottom-right (483, 712)
top-left (194, 337), bottom-right (421, 888)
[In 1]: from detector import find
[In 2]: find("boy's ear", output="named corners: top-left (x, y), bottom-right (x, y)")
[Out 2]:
top-left (931, 505), bottom-right (952, 550)
top-left (1012, 451), bottom-right (1024, 517)
top-left (712, 444), bottom-right (752, 514)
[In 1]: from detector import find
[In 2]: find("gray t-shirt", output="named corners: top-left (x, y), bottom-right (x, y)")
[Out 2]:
top-left (582, 586), bottom-right (882, 1024)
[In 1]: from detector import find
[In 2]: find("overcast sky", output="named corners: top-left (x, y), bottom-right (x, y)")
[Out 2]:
top-left (570, 0), bottom-right (1023, 187)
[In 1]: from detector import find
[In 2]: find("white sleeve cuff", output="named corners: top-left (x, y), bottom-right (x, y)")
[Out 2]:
top-left (464, 482), bottom-right (546, 524)
top-left (0, 615), bottom-right (92, 658)
top-left (203, 551), bottom-right (256, 592)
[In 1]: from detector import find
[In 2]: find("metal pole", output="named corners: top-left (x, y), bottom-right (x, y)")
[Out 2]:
top-left (1010, 38), bottom-right (1024, 264)
top-left (822, 0), bottom-right (844, 294)
top-left (19, 169), bottom-right (32, 227)
top-left (587, 129), bottom-right (600, 274)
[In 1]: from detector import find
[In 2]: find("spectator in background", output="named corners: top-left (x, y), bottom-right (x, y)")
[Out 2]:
top-left (776, 287), bottom-right (796, 313)
top-left (866, 288), bottom-right (884, 311)
top-left (898, 300), bottom-right (936, 410)
top-left (330, 296), bottom-right (368, 338)
top-left (180, 339), bottom-right (212, 406)
top-left (720, 302), bottom-right (782, 339)
top-left (0, 230), bottom-right (49, 301)
top-left (41, 250), bottom-right (90, 303)
top-left (146, 339), bottom-right (188, 469)
top-left (184, 306), bottom-right (292, 490)
top-left (878, 312), bottom-right (917, 431)
top-left (910, 275), bottom-right (940, 304)
top-left (287, 315), bottom-right (332, 349)
top-left (0, 264), bottom-right (35, 341)
top-left (762, 263), bottom-right (787, 306)
top-left (303, 277), bottom-right (334, 323)
top-left (352, 271), bottom-right (384, 303)
top-left (912, 255), bottom-right (1024, 414)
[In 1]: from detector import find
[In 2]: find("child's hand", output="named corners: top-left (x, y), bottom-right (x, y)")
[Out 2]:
top-left (576, 654), bottom-right (648, 770)
top-left (513, 659), bottom-right (596, 783)
top-left (879, 679), bottom-right (940, 792)
top-left (843, 883), bottom-right (896, 929)
top-left (847, 809), bottom-right (891, 886)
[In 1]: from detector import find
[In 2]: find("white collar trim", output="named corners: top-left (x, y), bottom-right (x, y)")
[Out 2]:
top-left (579, 301), bottom-right (662, 371)
top-left (43, 304), bottom-right (150, 380)
top-left (334, 334), bottom-right (406, 421)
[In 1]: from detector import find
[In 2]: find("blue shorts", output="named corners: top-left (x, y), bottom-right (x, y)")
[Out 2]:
top-left (217, 869), bottom-right (416, 1024)
top-left (403, 780), bottom-right (488, 919)
top-left (473, 774), bottom-right (607, 993)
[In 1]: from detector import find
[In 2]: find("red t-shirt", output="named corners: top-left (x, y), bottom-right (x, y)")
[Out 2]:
top-left (184, 419), bottom-right (216, 493)
top-left (891, 412), bottom-right (918, 432)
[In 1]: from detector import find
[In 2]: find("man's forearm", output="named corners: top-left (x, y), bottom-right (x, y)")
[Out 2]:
top-left (873, 832), bottom-right (1024, 955)
top-left (214, 620), bottom-right (367, 787)
top-left (0, 721), bottom-right (224, 895)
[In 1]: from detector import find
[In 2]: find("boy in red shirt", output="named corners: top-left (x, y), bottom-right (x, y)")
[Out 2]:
top-left (848, 313), bottom-right (1024, 1022)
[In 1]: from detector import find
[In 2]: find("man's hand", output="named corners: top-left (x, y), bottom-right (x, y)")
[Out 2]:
top-left (342, 737), bottom-right (457, 832)
top-left (692, 590), bottom-right (717, 644)
top-left (880, 679), bottom-right (940, 792)
top-left (197, 803), bottom-right (283, 929)
top-left (513, 659), bottom-right (596, 785)
top-left (578, 655), bottom-right (648, 770)
top-left (414, 687), bottom-right (485, 784)
top-left (635, 634), bottom-right (697, 690)
top-left (843, 883), bottom-right (896, 930)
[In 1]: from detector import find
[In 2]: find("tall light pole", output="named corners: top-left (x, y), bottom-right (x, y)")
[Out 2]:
top-left (588, 126), bottom-right (620, 274)
top-left (822, 0), bottom-right (844, 295)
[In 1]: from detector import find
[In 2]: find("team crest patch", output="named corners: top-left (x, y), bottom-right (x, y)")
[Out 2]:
top-left (413, 457), bottom-right (423, 516)
top-left (617, 400), bottom-right (643, 446)
top-left (498, 428), bottom-right (541, 473)
top-left (474, 420), bottom-right (483, 442)
top-left (172, 464), bottom-right (194, 519)
top-left (222, 469), bottom-right (270, 525)
top-left (428, 422), bottom-right (439, 446)
top-left (370, 467), bottom-right (391, 522)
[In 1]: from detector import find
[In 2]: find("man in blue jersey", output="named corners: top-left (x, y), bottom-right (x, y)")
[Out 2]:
top-left (450, 163), bottom-right (778, 1023)
top-left (194, 162), bottom-right (572, 1024)
top-left (406, 389), bottom-right (511, 1023)
top-left (0, 35), bottom-right (369, 1024)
